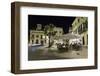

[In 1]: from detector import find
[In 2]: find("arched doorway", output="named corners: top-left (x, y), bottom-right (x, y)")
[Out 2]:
top-left (36, 39), bottom-right (39, 44)
top-left (41, 40), bottom-right (44, 45)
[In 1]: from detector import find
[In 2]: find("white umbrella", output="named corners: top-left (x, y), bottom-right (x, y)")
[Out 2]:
top-left (62, 33), bottom-right (82, 39)
top-left (54, 33), bottom-right (81, 40)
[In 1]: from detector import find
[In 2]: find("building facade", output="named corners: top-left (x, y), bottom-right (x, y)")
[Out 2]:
top-left (53, 27), bottom-right (63, 36)
top-left (29, 30), bottom-right (45, 45)
top-left (72, 17), bottom-right (88, 47)
top-left (29, 24), bottom-right (45, 45)
top-left (29, 24), bottom-right (63, 46)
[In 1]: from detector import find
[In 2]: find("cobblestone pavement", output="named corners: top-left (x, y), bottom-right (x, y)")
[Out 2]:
top-left (28, 46), bottom-right (88, 60)
top-left (53, 47), bottom-right (88, 59)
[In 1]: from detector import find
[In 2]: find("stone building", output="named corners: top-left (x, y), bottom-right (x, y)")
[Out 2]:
top-left (29, 24), bottom-right (63, 46)
top-left (29, 30), bottom-right (45, 45)
top-left (72, 17), bottom-right (88, 47)
top-left (53, 27), bottom-right (63, 36)
top-left (29, 24), bottom-right (46, 45)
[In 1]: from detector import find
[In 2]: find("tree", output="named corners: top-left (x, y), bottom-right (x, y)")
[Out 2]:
top-left (44, 24), bottom-right (56, 48)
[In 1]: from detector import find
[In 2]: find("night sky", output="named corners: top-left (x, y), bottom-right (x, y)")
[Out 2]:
top-left (28, 15), bottom-right (75, 34)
